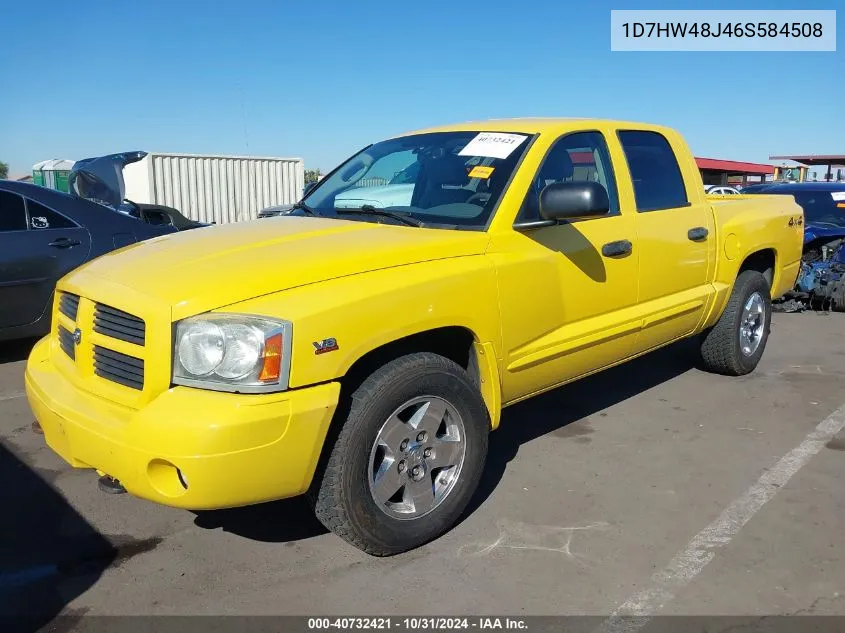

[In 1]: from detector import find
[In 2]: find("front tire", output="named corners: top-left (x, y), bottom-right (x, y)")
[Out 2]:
top-left (308, 353), bottom-right (489, 556)
top-left (700, 270), bottom-right (772, 376)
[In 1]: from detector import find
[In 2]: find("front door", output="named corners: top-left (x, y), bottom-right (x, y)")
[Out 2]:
top-left (491, 131), bottom-right (641, 403)
top-left (617, 130), bottom-right (714, 355)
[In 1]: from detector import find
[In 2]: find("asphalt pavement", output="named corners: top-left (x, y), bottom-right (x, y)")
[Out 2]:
top-left (1, 312), bottom-right (844, 629)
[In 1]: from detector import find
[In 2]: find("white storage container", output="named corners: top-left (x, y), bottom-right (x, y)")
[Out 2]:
top-left (122, 153), bottom-right (304, 224)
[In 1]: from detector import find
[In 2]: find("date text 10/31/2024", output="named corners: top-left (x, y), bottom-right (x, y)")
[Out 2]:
top-left (307, 617), bottom-right (529, 630)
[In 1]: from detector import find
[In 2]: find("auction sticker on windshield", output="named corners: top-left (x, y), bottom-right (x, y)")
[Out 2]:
top-left (468, 165), bottom-right (495, 179)
top-left (459, 132), bottom-right (527, 159)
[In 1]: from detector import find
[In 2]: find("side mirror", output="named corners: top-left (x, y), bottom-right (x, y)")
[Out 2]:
top-left (539, 181), bottom-right (610, 222)
top-left (303, 181), bottom-right (317, 196)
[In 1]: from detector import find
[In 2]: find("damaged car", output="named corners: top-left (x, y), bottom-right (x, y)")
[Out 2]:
top-left (0, 152), bottom-right (205, 342)
top-left (746, 182), bottom-right (845, 311)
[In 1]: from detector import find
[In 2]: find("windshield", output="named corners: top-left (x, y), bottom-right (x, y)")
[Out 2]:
top-left (791, 191), bottom-right (845, 227)
top-left (302, 131), bottom-right (533, 229)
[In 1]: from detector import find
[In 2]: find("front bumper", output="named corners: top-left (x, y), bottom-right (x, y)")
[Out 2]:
top-left (25, 337), bottom-right (340, 510)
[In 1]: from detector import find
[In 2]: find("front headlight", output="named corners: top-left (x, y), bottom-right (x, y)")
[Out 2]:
top-left (172, 314), bottom-right (292, 393)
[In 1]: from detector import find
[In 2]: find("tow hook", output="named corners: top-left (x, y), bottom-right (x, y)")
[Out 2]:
top-left (98, 474), bottom-right (127, 495)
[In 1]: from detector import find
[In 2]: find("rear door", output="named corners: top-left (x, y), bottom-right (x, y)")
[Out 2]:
top-left (618, 130), bottom-right (715, 355)
top-left (0, 191), bottom-right (90, 328)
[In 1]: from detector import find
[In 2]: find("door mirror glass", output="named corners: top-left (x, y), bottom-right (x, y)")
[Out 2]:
top-left (539, 181), bottom-right (610, 222)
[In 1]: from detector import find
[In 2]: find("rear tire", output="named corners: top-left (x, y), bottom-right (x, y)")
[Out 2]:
top-left (700, 270), bottom-right (772, 376)
top-left (308, 352), bottom-right (489, 556)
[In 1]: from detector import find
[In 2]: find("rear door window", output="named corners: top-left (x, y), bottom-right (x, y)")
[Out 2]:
top-left (618, 130), bottom-right (689, 212)
top-left (25, 199), bottom-right (79, 229)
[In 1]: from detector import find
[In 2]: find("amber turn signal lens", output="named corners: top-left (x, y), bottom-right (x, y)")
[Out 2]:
top-left (258, 333), bottom-right (283, 382)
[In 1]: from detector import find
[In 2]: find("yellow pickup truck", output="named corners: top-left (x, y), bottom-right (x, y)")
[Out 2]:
top-left (26, 119), bottom-right (804, 555)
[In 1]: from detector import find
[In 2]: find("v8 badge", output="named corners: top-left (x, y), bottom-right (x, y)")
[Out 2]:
top-left (313, 337), bottom-right (339, 355)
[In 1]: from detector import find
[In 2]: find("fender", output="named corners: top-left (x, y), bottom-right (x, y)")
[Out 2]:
top-left (222, 256), bottom-right (504, 393)
top-left (472, 341), bottom-right (502, 430)
top-left (702, 196), bottom-right (803, 329)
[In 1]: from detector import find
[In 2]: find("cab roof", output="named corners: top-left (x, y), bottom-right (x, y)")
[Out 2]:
top-left (396, 118), bottom-right (675, 137)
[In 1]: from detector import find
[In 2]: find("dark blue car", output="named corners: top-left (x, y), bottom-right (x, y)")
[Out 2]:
top-left (745, 182), bottom-right (845, 309)
top-left (0, 152), bottom-right (206, 341)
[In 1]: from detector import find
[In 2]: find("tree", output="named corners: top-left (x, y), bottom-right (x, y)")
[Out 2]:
top-left (304, 168), bottom-right (322, 184)
top-left (0, 161), bottom-right (8, 180)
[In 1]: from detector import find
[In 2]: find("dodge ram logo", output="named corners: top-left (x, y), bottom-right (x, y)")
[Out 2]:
top-left (72, 328), bottom-right (82, 345)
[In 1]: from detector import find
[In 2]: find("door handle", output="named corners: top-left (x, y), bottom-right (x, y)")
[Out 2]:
top-left (48, 237), bottom-right (81, 248)
top-left (688, 227), bottom-right (709, 241)
top-left (601, 239), bottom-right (633, 258)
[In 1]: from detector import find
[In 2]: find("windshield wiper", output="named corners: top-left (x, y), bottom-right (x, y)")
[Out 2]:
top-left (336, 205), bottom-right (425, 227)
top-left (291, 201), bottom-right (318, 216)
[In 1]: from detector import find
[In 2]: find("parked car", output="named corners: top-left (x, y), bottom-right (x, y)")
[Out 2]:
top-left (739, 181), bottom-right (808, 194)
top-left (0, 153), bottom-right (205, 342)
top-left (71, 151), bottom-right (207, 231)
top-left (744, 182), bottom-right (845, 309)
top-left (704, 185), bottom-right (740, 195)
top-left (26, 119), bottom-right (803, 555)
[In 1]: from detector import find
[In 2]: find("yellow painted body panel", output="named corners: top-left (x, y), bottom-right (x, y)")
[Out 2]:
top-left (74, 216), bottom-right (491, 321)
top-left (26, 118), bottom-right (804, 511)
top-left (26, 337), bottom-right (339, 509)
top-left (700, 193), bottom-right (804, 329)
top-left (224, 254), bottom-right (500, 390)
top-left (489, 217), bottom-right (641, 403)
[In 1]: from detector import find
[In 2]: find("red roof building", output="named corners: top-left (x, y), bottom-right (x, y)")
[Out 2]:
top-left (695, 157), bottom-right (774, 187)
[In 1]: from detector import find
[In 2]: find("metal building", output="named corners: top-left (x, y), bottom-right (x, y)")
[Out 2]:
top-left (122, 153), bottom-right (305, 224)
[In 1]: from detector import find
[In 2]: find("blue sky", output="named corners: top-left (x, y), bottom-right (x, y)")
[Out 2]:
top-left (1, 0), bottom-right (842, 178)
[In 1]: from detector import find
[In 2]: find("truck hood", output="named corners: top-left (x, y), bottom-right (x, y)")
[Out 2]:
top-left (70, 216), bottom-right (489, 318)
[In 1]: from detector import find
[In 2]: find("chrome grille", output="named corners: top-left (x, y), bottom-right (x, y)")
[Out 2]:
top-left (93, 303), bottom-right (145, 346)
top-left (57, 326), bottom-right (75, 360)
top-left (93, 346), bottom-right (144, 390)
top-left (58, 293), bottom-right (80, 321)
